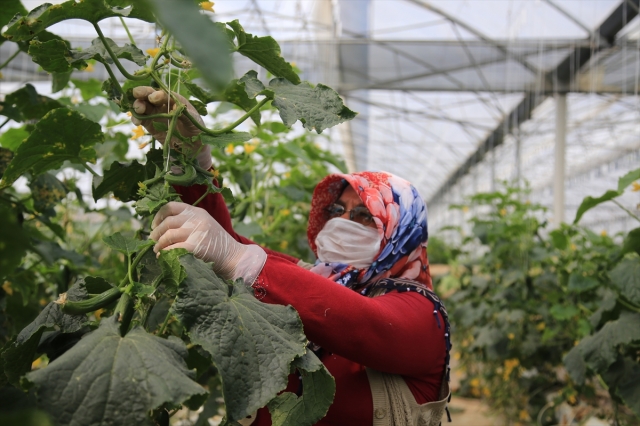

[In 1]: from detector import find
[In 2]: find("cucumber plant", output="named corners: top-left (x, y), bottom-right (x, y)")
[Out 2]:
top-left (0, 1), bottom-right (356, 425)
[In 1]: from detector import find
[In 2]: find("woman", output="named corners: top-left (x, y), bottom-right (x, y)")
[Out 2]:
top-left (134, 88), bottom-right (451, 426)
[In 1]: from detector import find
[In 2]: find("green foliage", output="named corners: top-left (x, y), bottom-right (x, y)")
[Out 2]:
top-left (443, 180), bottom-right (640, 423)
top-left (0, 2), bottom-right (357, 423)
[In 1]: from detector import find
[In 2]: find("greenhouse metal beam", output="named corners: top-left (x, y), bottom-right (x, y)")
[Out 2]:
top-left (428, 0), bottom-right (640, 206)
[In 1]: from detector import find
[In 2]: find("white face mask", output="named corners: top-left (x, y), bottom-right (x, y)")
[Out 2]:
top-left (315, 218), bottom-right (382, 268)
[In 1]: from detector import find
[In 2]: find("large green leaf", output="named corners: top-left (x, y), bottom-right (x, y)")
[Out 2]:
top-left (575, 312), bottom-right (640, 373)
top-left (267, 351), bottom-right (335, 426)
top-left (201, 132), bottom-right (252, 148)
top-left (69, 37), bottom-right (146, 66)
top-left (567, 273), bottom-right (599, 293)
top-left (172, 255), bottom-right (307, 422)
top-left (25, 316), bottom-right (206, 426)
top-left (564, 345), bottom-right (587, 385)
top-left (0, 332), bottom-right (41, 387)
top-left (1, 108), bottom-right (104, 188)
top-left (29, 173), bottom-right (68, 215)
top-left (609, 256), bottom-right (640, 306)
top-left (573, 190), bottom-right (620, 224)
top-left (0, 127), bottom-right (29, 151)
top-left (28, 38), bottom-right (76, 73)
top-left (0, 0), bottom-right (26, 46)
top-left (227, 20), bottom-right (300, 85)
top-left (618, 167), bottom-right (640, 193)
top-left (103, 232), bottom-right (154, 257)
top-left (622, 227), bottom-right (640, 256)
top-left (1, 84), bottom-right (62, 122)
top-left (16, 278), bottom-right (91, 345)
top-left (241, 71), bottom-right (356, 134)
top-left (0, 203), bottom-right (29, 279)
top-left (601, 356), bottom-right (640, 417)
top-left (148, 0), bottom-right (232, 93)
top-left (183, 79), bottom-right (261, 126)
top-left (93, 159), bottom-right (151, 202)
top-left (2, 0), bottom-right (153, 42)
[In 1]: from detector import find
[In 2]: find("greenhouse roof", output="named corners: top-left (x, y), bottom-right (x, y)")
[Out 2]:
top-left (2, 0), bottom-right (639, 234)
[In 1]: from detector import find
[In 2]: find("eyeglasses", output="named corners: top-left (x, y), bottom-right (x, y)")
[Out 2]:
top-left (326, 203), bottom-right (374, 226)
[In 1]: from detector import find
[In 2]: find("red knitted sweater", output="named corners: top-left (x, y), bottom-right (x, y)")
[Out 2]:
top-left (177, 185), bottom-right (446, 425)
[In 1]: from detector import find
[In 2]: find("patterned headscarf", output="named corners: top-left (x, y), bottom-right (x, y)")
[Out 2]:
top-left (307, 171), bottom-right (432, 292)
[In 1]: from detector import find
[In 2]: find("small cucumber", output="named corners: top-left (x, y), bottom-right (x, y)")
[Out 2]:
top-left (164, 164), bottom-right (197, 186)
top-left (59, 286), bottom-right (123, 315)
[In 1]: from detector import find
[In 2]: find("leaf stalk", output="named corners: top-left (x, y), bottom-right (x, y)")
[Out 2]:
top-left (93, 23), bottom-right (149, 81)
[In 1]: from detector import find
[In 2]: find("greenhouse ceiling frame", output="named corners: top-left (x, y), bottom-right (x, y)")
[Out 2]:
top-left (427, 0), bottom-right (640, 206)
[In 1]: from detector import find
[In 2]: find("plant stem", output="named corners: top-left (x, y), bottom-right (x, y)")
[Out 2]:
top-left (103, 62), bottom-right (125, 95)
top-left (618, 297), bottom-right (640, 313)
top-left (84, 163), bottom-right (100, 177)
top-left (157, 310), bottom-right (172, 336)
top-left (612, 199), bottom-right (640, 222)
top-left (127, 254), bottom-right (135, 286)
top-left (163, 109), bottom-right (182, 171)
top-left (0, 49), bottom-right (20, 71)
top-left (149, 32), bottom-right (172, 72)
top-left (119, 17), bottom-right (136, 45)
top-left (183, 98), bottom-right (270, 136)
top-left (130, 110), bottom-right (174, 121)
top-left (193, 189), bottom-right (211, 207)
top-left (93, 23), bottom-right (149, 81)
top-left (118, 245), bottom-right (154, 288)
top-left (114, 293), bottom-right (135, 336)
top-left (0, 118), bottom-right (10, 130)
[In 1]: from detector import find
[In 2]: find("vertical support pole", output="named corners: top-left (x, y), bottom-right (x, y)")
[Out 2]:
top-left (514, 130), bottom-right (521, 185)
top-left (554, 94), bottom-right (567, 226)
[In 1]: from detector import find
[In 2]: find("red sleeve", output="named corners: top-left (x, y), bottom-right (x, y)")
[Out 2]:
top-left (175, 183), bottom-right (299, 264)
top-left (254, 254), bottom-right (447, 377)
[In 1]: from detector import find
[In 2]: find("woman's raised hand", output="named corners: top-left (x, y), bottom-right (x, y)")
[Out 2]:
top-left (131, 87), bottom-right (212, 170)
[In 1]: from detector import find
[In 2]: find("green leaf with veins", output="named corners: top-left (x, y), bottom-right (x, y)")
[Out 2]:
top-left (172, 255), bottom-right (307, 422)
top-left (201, 132), bottom-right (252, 148)
top-left (103, 232), bottom-right (154, 257)
top-left (2, 0), bottom-right (153, 42)
top-left (1, 108), bottom-right (103, 188)
top-left (0, 332), bottom-right (42, 387)
top-left (574, 312), bottom-right (640, 373)
top-left (28, 38), bottom-right (79, 73)
top-left (2, 84), bottom-right (62, 122)
top-left (135, 183), bottom-right (181, 216)
top-left (574, 190), bottom-right (621, 224)
top-left (0, 0), bottom-right (26, 46)
top-left (267, 350), bottom-right (335, 426)
top-left (609, 256), bottom-right (640, 306)
top-left (601, 357), bottom-right (640, 417)
top-left (227, 20), bottom-right (300, 85)
top-left (241, 72), bottom-right (356, 133)
top-left (622, 227), bottom-right (640, 256)
top-left (183, 78), bottom-right (261, 126)
top-left (93, 159), bottom-right (153, 202)
top-left (52, 70), bottom-right (72, 93)
top-left (24, 316), bottom-right (207, 426)
top-left (617, 167), bottom-right (640, 193)
top-left (29, 172), bottom-right (68, 214)
top-left (158, 248), bottom-right (189, 290)
top-left (16, 278), bottom-right (92, 345)
top-left (69, 37), bottom-right (146, 66)
top-left (148, 0), bottom-right (232, 92)
top-left (563, 345), bottom-right (587, 385)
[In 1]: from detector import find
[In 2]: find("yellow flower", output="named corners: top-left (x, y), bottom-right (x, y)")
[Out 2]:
top-left (279, 240), bottom-right (288, 250)
top-left (131, 125), bottom-right (145, 140)
top-left (281, 209), bottom-right (291, 216)
top-left (632, 181), bottom-right (640, 192)
top-left (503, 358), bottom-right (519, 380)
top-left (138, 141), bottom-right (149, 150)
top-left (146, 47), bottom-right (160, 57)
top-left (200, 1), bottom-right (215, 12)
top-left (536, 322), bottom-right (546, 331)
top-left (244, 142), bottom-right (257, 154)
top-left (212, 169), bottom-right (220, 178)
top-left (284, 172), bottom-right (291, 179)
top-left (462, 205), bottom-right (469, 213)
top-left (568, 395), bottom-right (576, 404)
top-left (2, 281), bottom-right (12, 296)
top-left (39, 298), bottom-right (48, 306)
top-left (32, 356), bottom-right (45, 370)
top-left (508, 333), bottom-right (515, 340)
top-left (519, 410), bottom-right (530, 421)
top-left (225, 143), bottom-right (234, 155)
top-left (482, 387), bottom-right (491, 397)
top-left (126, 111), bottom-right (132, 117)
top-left (570, 243), bottom-right (577, 251)
top-left (94, 308), bottom-right (105, 320)
top-left (469, 378), bottom-right (480, 388)
top-left (499, 208), bottom-right (507, 216)
top-left (600, 230), bottom-right (607, 237)
top-left (83, 63), bottom-right (95, 72)
top-left (453, 352), bottom-right (461, 360)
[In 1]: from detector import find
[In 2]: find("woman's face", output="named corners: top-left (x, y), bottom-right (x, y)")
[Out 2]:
top-left (330, 185), bottom-right (377, 229)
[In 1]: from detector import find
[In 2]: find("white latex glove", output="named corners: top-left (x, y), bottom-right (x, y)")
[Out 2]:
top-left (131, 87), bottom-right (212, 170)
top-left (150, 202), bottom-right (266, 284)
